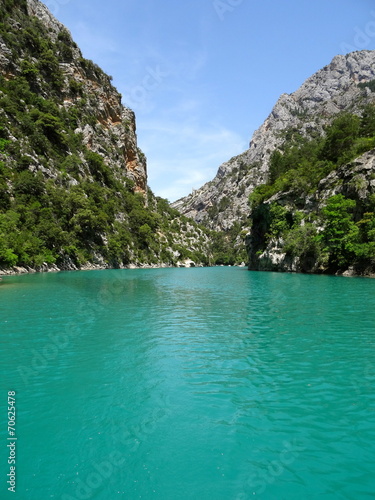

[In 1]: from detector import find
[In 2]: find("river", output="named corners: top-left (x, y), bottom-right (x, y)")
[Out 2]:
top-left (1, 267), bottom-right (374, 499)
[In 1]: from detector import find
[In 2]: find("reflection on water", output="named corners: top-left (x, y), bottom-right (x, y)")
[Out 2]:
top-left (1, 268), bottom-right (375, 499)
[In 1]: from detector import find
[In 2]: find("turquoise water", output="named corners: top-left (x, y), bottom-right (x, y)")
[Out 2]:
top-left (1, 267), bottom-right (375, 499)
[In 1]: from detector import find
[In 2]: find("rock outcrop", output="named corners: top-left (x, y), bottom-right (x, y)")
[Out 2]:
top-left (246, 148), bottom-right (375, 274)
top-left (173, 51), bottom-right (375, 232)
top-left (0, 0), bottom-right (216, 271)
top-left (1, 0), bottom-right (147, 194)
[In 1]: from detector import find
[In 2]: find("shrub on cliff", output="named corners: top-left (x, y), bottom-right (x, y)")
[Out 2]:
top-left (249, 106), bottom-right (375, 273)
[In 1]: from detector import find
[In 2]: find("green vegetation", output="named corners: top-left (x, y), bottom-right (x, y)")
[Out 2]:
top-left (0, 2), bottom-right (224, 270)
top-left (250, 106), bottom-right (375, 209)
top-left (209, 220), bottom-right (248, 265)
top-left (248, 107), bottom-right (375, 273)
top-left (358, 80), bottom-right (375, 92)
top-left (319, 194), bottom-right (375, 270)
top-left (250, 195), bottom-right (375, 273)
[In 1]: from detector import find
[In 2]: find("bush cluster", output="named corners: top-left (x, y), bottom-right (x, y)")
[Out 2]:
top-left (0, 4), bottom-right (220, 269)
top-left (248, 106), bottom-right (375, 273)
top-left (250, 106), bottom-right (375, 208)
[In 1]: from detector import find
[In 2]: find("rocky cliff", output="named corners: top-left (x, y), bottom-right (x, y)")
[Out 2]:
top-left (172, 51), bottom-right (375, 232)
top-left (172, 50), bottom-right (375, 274)
top-left (1, 0), bottom-right (147, 194)
top-left (1, 1), bottom-right (374, 274)
top-left (0, 0), bottom-right (216, 272)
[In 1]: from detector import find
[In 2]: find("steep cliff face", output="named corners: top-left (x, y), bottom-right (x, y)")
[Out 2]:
top-left (172, 51), bottom-right (375, 232)
top-left (0, 0), bottom-right (215, 272)
top-left (0, 0), bottom-right (147, 194)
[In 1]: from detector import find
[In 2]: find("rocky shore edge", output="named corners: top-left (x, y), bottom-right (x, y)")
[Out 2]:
top-left (0, 262), bottom-right (161, 276)
top-left (0, 262), bottom-right (372, 279)
top-left (0, 258), bottom-right (233, 276)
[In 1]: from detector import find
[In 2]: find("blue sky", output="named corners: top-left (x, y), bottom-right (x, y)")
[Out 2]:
top-left (48, 0), bottom-right (375, 201)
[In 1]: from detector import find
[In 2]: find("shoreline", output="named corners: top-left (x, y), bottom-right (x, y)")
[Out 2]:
top-left (0, 262), bottom-right (373, 279)
top-left (0, 260), bottom-right (217, 277)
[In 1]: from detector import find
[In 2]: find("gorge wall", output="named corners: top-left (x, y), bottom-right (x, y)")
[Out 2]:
top-left (1, 0), bottom-right (374, 275)
top-left (2, 0), bottom-right (147, 194)
top-left (0, 0), bottom-right (215, 272)
top-left (173, 50), bottom-right (375, 275)
top-left (172, 51), bottom-right (375, 230)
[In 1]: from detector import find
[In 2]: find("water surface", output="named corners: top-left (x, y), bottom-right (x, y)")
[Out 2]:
top-left (1, 268), bottom-right (374, 499)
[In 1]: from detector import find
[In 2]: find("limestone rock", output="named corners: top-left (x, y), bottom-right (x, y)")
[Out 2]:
top-left (0, 0), bottom-right (147, 195)
top-left (177, 259), bottom-right (196, 268)
top-left (173, 51), bottom-right (375, 231)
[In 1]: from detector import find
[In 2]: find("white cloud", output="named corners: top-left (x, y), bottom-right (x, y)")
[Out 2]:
top-left (139, 118), bottom-right (247, 201)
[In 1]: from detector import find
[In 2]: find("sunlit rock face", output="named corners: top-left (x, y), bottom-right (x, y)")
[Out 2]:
top-left (172, 51), bottom-right (375, 232)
